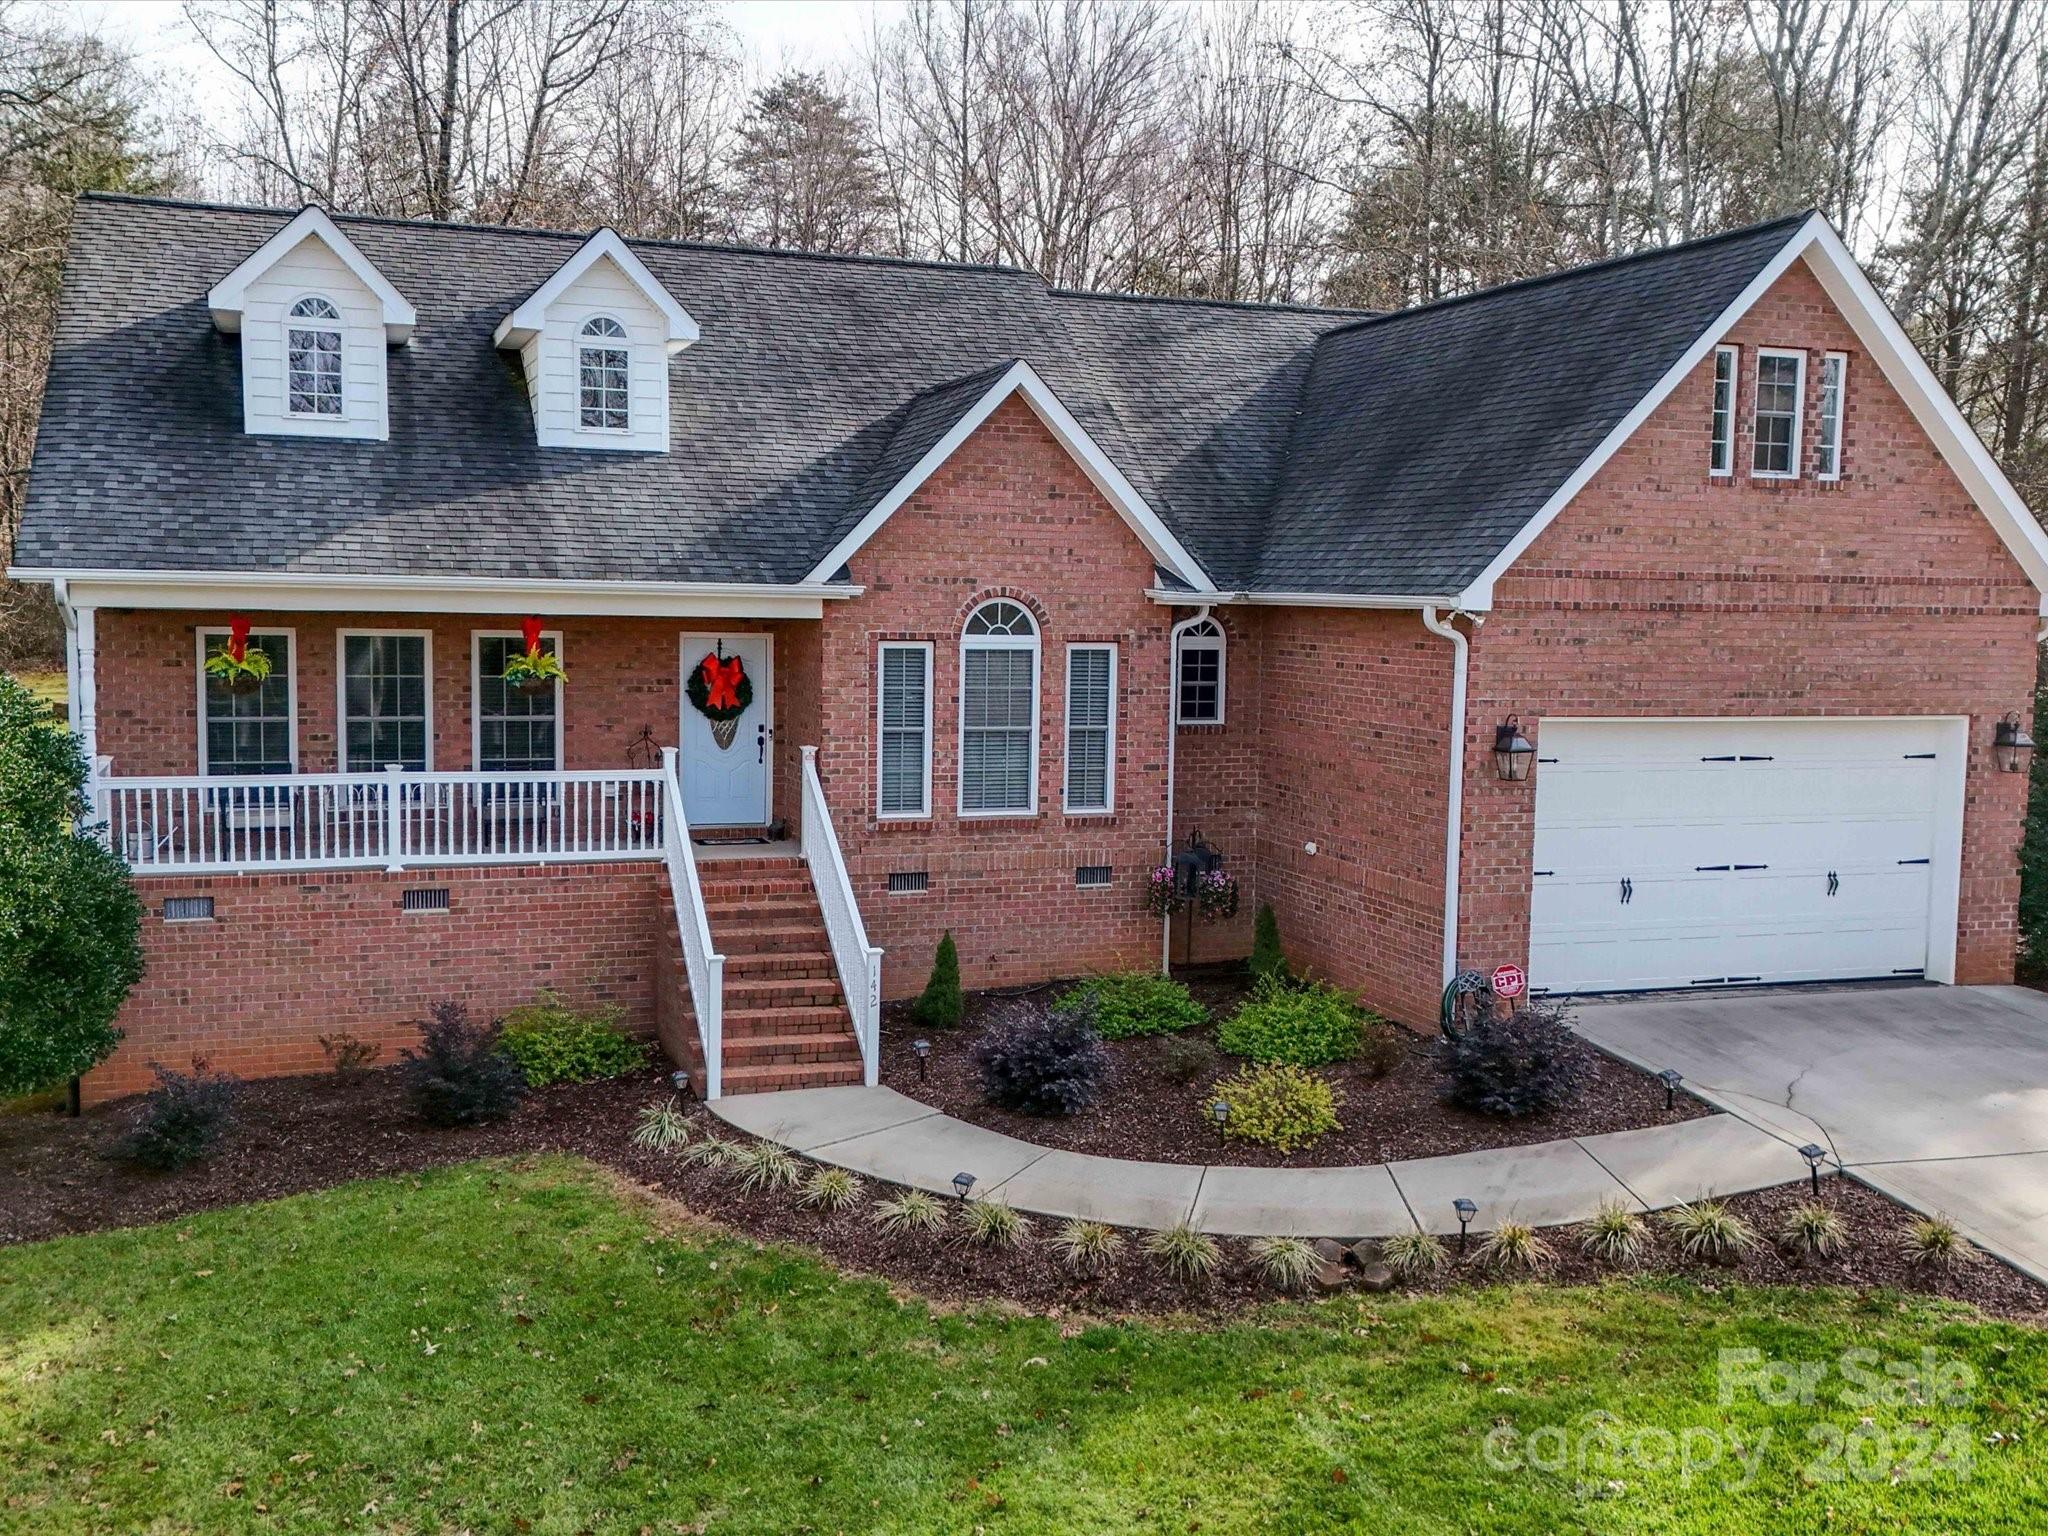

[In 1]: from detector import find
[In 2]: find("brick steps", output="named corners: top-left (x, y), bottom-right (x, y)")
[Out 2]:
top-left (720, 1059), bottom-right (865, 1092)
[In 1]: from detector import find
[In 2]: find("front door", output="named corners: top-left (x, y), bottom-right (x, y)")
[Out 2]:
top-left (677, 633), bottom-right (773, 828)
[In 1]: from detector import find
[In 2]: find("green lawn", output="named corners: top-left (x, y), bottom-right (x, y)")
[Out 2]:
top-left (2, 1159), bottom-right (2043, 1534)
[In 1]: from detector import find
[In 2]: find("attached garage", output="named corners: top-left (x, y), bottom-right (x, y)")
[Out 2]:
top-left (1528, 718), bottom-right (1967, 995)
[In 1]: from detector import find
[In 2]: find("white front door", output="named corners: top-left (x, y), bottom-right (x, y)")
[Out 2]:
top-left (1528, 718), bottom-right (1964, 994)
top-left (677, 633), bottom-right (773, 828)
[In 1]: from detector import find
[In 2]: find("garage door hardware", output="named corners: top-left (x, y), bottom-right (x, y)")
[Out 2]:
top-left (1893, 967), bottom-right (1926, 976)
top-left (1690, 975), bottom-right (1763, 986)
top-left (1897, 857), bottom-right (1931, 866)
top-left (1826, 871), bottom-right (1840, 896)
top-left (1903, 752), bottom-right (1938, 760)
top-left (1693, 863), bottom-right (1770, 872)
top-left (1618, 877), bottom-right (1634, 904)
top-left (1700, 754), bottom-right (1738, 762)
top-left (1533, 869), bottom-right (1554, 876)
top-left (1698, 754), bottom-right (1775, 762)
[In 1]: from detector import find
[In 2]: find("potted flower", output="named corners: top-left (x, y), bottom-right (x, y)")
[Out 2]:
top-left (1195, 867), bottom-right (1240, 922)
top-left (501, 616), bottom-right (566, 695)
top-left (203, 617), bottom-right (272, 695)
top-left (1145, 863), bottom-right (1188, 918)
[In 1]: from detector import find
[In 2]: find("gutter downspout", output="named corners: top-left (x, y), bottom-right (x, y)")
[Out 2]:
top-left (1162, 605), bottom-right (1212, 974)
top-left (1420, 607), bottom-right (1471, 987)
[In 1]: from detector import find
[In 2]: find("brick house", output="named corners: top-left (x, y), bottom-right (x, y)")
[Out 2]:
top-left (15, 195), bottom-right (2048, 1105)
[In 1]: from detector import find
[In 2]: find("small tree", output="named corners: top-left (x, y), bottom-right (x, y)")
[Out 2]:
top-left (0, 673), bottom-right (143, 1098)
top-left (911, 931), bottom-right (964, 1030)
top-left (1249, 902), bottom-right (1286, 983)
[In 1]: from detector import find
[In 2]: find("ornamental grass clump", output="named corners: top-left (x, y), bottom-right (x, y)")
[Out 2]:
top-left (1051, 1219), bottom-right (1124, 1277)
top-left (1380, 1229), bottom-right (1449, 1278)
top-left (1248, 1235), bottom-right (1319, 1292)
top-left (1778, 1201), bottom-right (1849, 1259)
top-left (958, 1198), bottom-right (1031, 1249)
top-left (680, 1132), bottom-right (741, 1170)
top-left (1209, 1062), bottom-right (1340, 1153)
top-left (1217, 976), bottom-right (1363, 1067)
top-left (798, 1166), bottom-right (863, 1212)
top-left (1661, 1199), bottom-right (1760, 1263)
top-left (871, 1188), bottom-right (948, 1236)
top-left (730, 1141), bottom-right (803, 1192)
top-left (1898, 1214), bottom-right (1975, 1272)
top-left (1142, 1220), bottom-right (1221, 1283)
top-left (1579, 1200), bottom-right (1651, 1265)
top-left (1475, 1221), bottom-right (1554, 1274)
top-left (1053, 972), bottom-right (1206, 1040)
top-left (630, 1096), bottom-right (691, 1152)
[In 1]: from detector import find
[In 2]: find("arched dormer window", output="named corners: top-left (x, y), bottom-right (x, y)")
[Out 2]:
top-left (286, 296), bottom-right (343, 417)
top-left (1175, 617), bottom-right (1225, 724)
top-left (960, 600), bottom-right (1039, 815)
top-left (578, 315), bottom-right (629, 431)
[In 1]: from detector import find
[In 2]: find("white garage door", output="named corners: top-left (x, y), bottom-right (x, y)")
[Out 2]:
top-left (1529, 718), bottom-right (1961, 994)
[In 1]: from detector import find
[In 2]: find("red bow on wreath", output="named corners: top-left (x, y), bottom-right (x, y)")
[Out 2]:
top-left (226, 615), bottom-right (251, 664)
top-left (699, 652), bottom-right (745, 712)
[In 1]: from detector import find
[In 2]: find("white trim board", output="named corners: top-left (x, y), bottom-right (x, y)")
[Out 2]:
top-left (494, 228), bottom-right (699, 354)
top-left (208, 207), bottom-right (416, 343)
top-left (802, 359), bottom-right (1214, 593)
top-left (1454, 213), bottom-right (2048, 610)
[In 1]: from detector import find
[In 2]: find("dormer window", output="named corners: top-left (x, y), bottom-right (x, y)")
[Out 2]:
top-left (578, 316), bottom-right (630, 431)
top-left (287, 297), bottom-right (344, 417)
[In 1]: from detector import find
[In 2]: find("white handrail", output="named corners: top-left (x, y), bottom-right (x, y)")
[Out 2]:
top-left (659, 747), bottom-right (726, 1099)
top-left (799, 745), bottom-right (883, 1086)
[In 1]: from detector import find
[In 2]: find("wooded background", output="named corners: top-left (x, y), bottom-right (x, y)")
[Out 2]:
top-left (7, 0), bottom-right (2048, 663)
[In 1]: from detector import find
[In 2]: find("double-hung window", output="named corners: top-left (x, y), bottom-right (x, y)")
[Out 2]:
top-left (474, 633), bottom-right (561, 773)
top-left (1751, 348), bottom-right (1805, 478)
top-left (1063, 644), bottom-right (1116, 814)
top-left (1816, 351), bottom-right (1846, 481)
top-left (578, 316), bottom-right (630, 431)
top-left (286, 296), bottom-right (343, 417)
top-left (1709, 345), bottom-right (1737, 476)
top-left (877, 642), bottom-right (932, 818)
top-left (959, 600), bottom-right (1038, 815)
top-left (341, 633), bottom-right (430, 771)
top-left (1175, 619), bottom-right (1225, 725)
top-left (199, 629), bottom-right (294, 774)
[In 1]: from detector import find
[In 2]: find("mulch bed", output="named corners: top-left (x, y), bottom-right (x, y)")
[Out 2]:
top-left (4, 1062), bottom-right (2044, 1323)
top-left (876, 972), bottom-right (1709, 1167)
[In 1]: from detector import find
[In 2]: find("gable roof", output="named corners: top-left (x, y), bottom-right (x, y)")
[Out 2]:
top-left (492, 226), bottom-right (699, 354)
top-left (205, 205), bottom-right (416, 343)
top-left (16, 194), bottom-right (2045, 607)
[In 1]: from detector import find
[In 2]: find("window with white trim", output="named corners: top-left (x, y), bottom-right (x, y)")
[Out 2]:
top-left (475, 634), bottom-right (561, 772)
top-left (1175, 619), bottom-right (1225, 725)
top-left (877, 642), bottom-right (932, 818)
top-left (342, 633), bottom-right (429, 771)
top-left (286, 296), bottom-right (343, 417)
top-left (1751, 348), bottom-right (1804, 478)
top-left (1816, 351), bottom-right (1846, 481)
top-left (1064, 644), bottom-right (1115, 813)
top-left (1709, 345), bottom-right (1737, 475)
top-left (578, 315), bottom-right (629, 431)
top-left (959, 600), bottom-right (1038, 814)
top-left (200, 630), bottom-right (294, 774)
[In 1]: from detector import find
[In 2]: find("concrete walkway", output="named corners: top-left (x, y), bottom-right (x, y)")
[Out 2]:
top-left (1575, 984), bottom-right (2048, 1285)
top-left (712, 1085), bottom-right (1807, 1237)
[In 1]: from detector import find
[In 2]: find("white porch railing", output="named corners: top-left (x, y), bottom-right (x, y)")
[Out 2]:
top-left (98, 765), bottom-right (667, 874)
top-left (799, 745), bottom-right (883, 1086)
top-left (659, 747), bottom-right (726, 1099)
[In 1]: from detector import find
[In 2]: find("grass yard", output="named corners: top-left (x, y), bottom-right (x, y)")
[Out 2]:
top-left (1, 1158), bottom-right (2043, 1534)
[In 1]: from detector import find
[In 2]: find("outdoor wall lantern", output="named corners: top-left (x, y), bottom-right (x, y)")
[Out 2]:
top-left (951, 1171), bottom-right (976, 1201)
top-left (1492, 715), bottom-right (1535, 781)
top-left (1453, 1196), bottom-right (1478, 1253)
top-left (1994, 712), bottom-right (2035, 774)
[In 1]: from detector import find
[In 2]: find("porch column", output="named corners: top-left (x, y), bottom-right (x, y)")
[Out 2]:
top-left (64, 598), bottom-right (105, 800)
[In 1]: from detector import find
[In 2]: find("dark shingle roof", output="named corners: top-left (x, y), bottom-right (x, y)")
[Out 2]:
top-left (15, 195), bottom-right (1810, 596)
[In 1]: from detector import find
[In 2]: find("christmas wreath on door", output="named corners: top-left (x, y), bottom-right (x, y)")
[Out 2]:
top-left (687, 646), bottom-right (752, 750)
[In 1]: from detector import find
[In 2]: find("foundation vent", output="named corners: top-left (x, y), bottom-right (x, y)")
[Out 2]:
top-left (162, 896), bottom-right (215, 922)
top-left (886, 871), bottom-right (930, 895)
top-left (402, 887), bottom-right (451, 913)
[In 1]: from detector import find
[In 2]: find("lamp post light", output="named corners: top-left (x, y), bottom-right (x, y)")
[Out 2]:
top-left (1209, 1099), bottom-right (1230, 1144)
top-left (913, 1038), bottom-right (931, 1082)
top-left (1657, 1068), bottom-right (1682, 1112)
top-left (1492, 716), bottom-right (1535, 781)
top-left (951, 1170), bottom-right (976, 1201)
top-left (1453, 1197), bottom-right (1477, 1254)
top-left (1995, 713), bottom-right (2036, 774)
top-left (1799, 1144), bottom-right (1828, 1198)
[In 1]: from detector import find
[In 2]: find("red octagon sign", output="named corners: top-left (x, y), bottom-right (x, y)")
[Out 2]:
top-left (1491, 963), bottom-right (1526, 1000)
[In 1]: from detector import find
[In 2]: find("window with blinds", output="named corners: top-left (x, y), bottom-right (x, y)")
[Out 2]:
top-left (343, 632), bottom-right (429, 771)
top-left (1064, 645), bottom-right (1115, 812)
top-left (877, 642), bottom-right (931, 817)
top-left (960, 600), bottom-right (1039, 815)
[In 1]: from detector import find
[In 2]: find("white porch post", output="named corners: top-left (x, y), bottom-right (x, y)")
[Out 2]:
top-left (62, 592), bottom-right (105, 817)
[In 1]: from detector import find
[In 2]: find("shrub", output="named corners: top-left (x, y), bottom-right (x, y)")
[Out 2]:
top-left (630, 1096), bottom-right (691, 1152)
top-left (911, 932), bottom-right (964, 1031)
top-left (497, 990), bottom-right (647, 1086)
top-left (400, 1002), bottom-right (526, 1127)
top-left (1475, 1222), bottom-right (1554, 1273)
top-left (1434, 1002), bottom-right (1590, 1117)
top-left (0, 673), bottom-right (143, 1097)
top-left (730, 1141), bottom-right (803, 1192)
top-left (1380, 1229), bottom-right (1449, 1278)
top-left (1053, 972), bottom-right (1205, 1040)
top-left (1248, 903), bottom-right (1286, 983)
top-left (971, 1004), bottom-right (1110, 1116)
top-left (114, 1061), bottom-right (236, 1171)
top-left (958, 1197), bottom-right (1030, 1248)
top-left (1142, 1220), bottom-right (1221, 1282)
top-left (1211, 1063), bottom-right (1341, 1153)
top-left (1157, 1035), bottom-right (1218, 1086)
top-left (318, 1032), bottom-right (382, 1080)
top-left (1248, 1234), bottom-right (1318, 1291)
top-left (1899, 1214), bottom-right (1975, 1271)
top-left (1216, 976), bottom-right (1362, 1067)
top-left (872, 1188), bottom-right (947, 1235)
top-left (1579, 1200), bottom-right (1650, 1265)
top-left (1051, 1218), bottom-right (1123, 1277)
top-left (1358, 1018), bottom-right (1404, 1080)
top-left (1661, 1199), bottom-right (1759, 1262)
top-left (798, 1166), bottom-right (863, 1212)
top-left (1778, 1201), bottom-right (1848, 1259)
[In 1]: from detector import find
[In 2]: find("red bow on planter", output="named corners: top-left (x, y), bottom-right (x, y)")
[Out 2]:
top-left (227, 615), bottom-right (251, 664)
top-left (520, 615), bottom-right (544, 658)
top-left (699, 652), bottom-right (745, 712)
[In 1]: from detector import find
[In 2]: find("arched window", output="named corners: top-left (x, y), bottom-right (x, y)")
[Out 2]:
top-left (286, 296), bottom-right (343, 417)
top-left (960, 600), bottom-right (1039, 814)
top-left (1175, 617), bottom-right (1225, 724)
top-left (578, 315), bottom-right (629, 431)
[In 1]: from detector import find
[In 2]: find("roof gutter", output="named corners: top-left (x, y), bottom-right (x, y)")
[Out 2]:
top-left (1146, 587), bottom-right (1480, 612)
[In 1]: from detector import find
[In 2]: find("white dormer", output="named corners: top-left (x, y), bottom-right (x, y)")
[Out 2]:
top-left (208, 207), bottom-right (414, 443)
top-left (493, 228), bottom-right (697, 453)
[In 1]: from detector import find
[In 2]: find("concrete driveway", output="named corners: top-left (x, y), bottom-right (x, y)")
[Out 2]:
top-left (1574, 984), bottom-right (2048, 1283)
